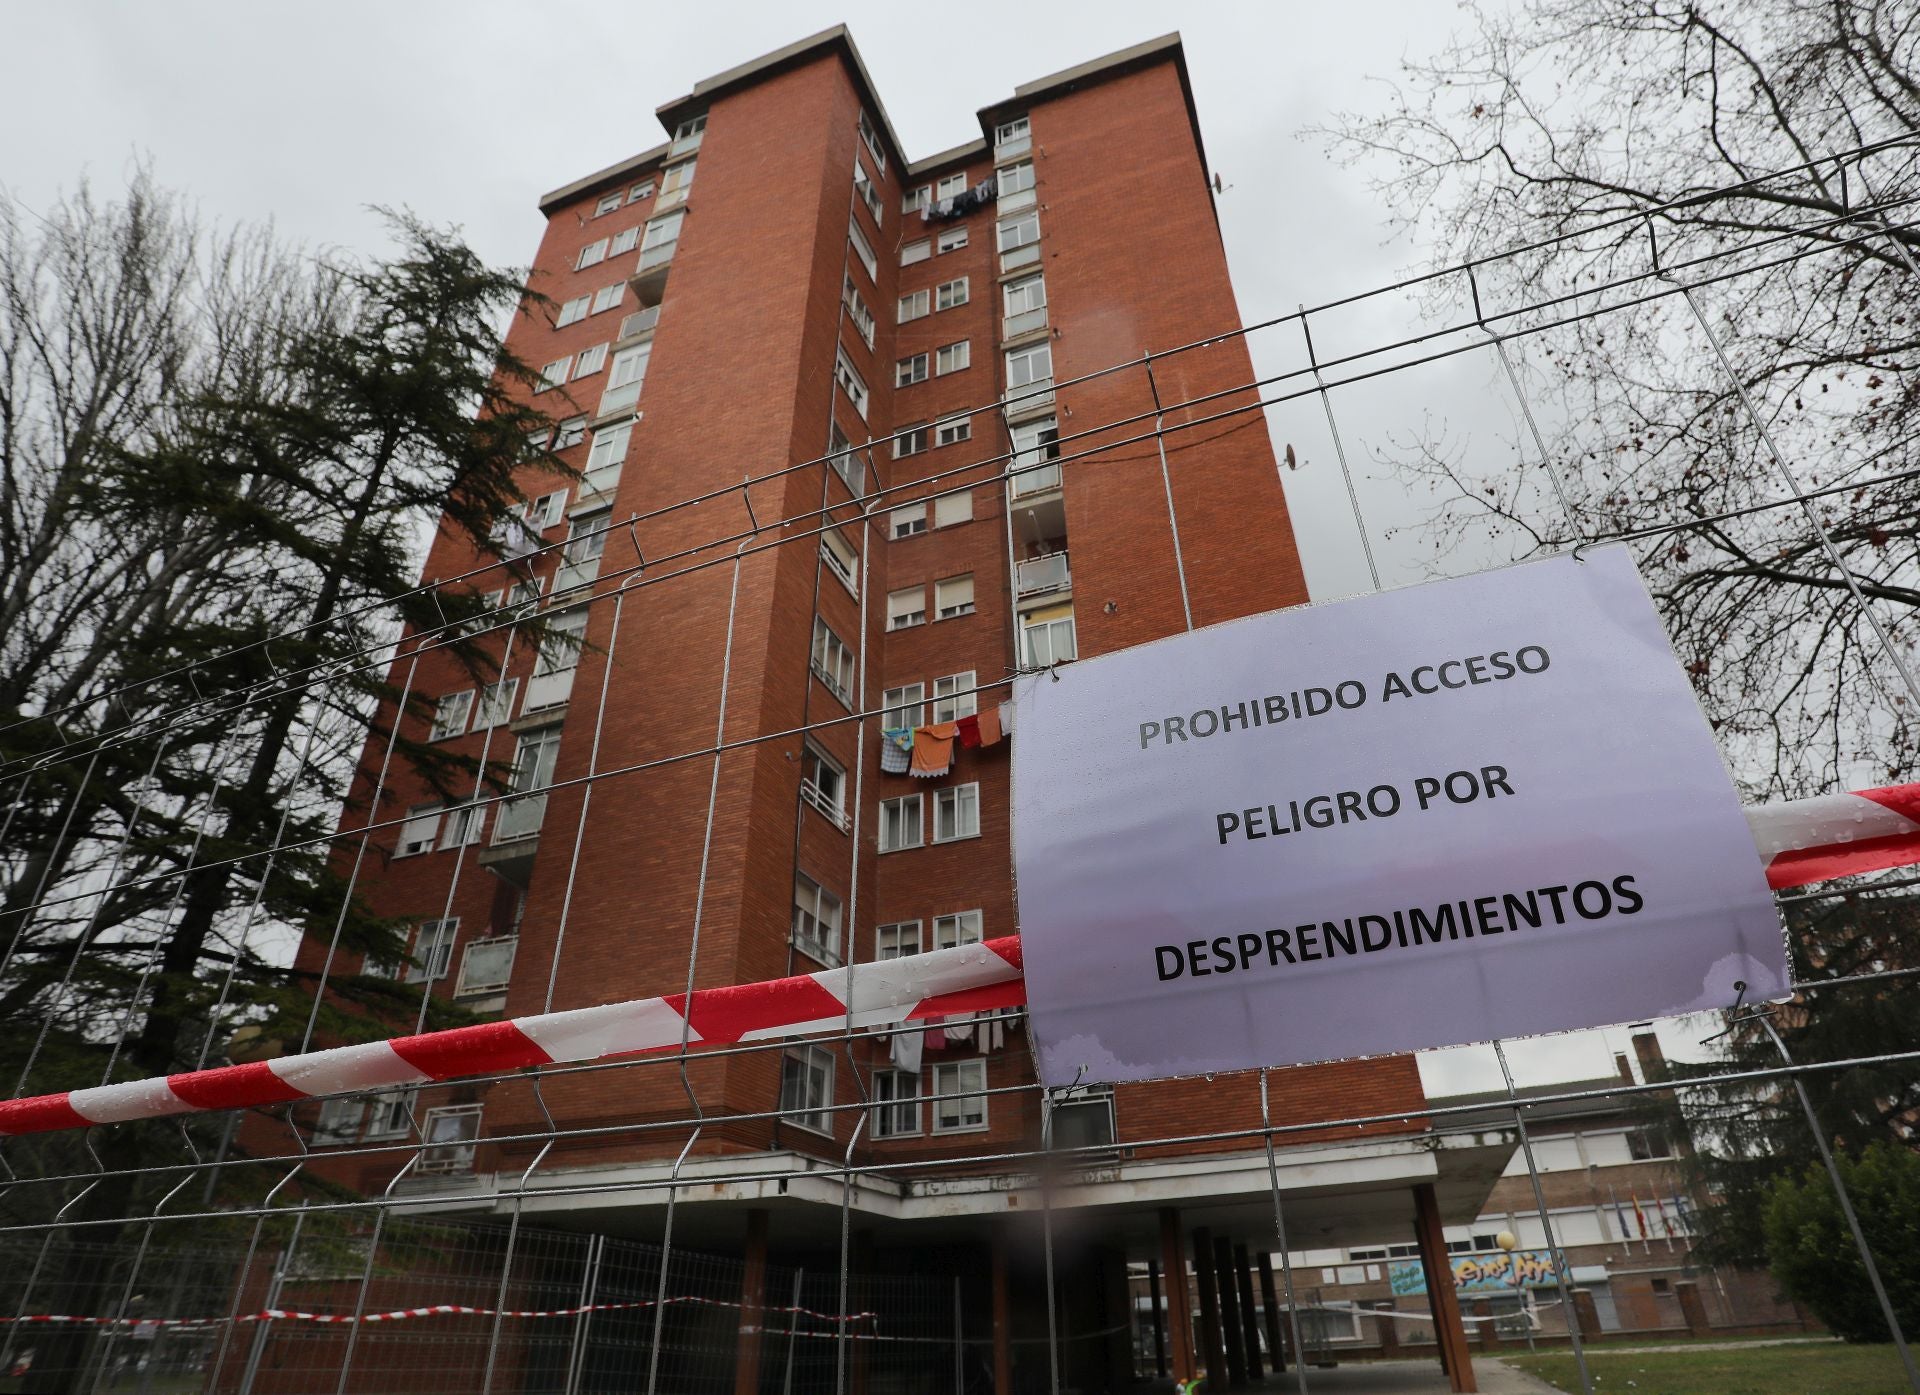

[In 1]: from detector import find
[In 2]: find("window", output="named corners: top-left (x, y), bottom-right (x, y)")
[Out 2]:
top-left (932, 1059), bottom-right (987, 1132)
top-left (998, 211), bottom-right (1041, 269)
top-left (608, 227), bottom-right (639, 256)
top-left (896, 353), bottom-right (928, 387)
top-left (555, 416), bottom-right (587, 450)
top-left (810, 617), bottom-right (855, 706)
top-left (902, 185), bottom-right (930, 215)
top-left (936, 341), bottom-right (970, 375)
top-left (936, 173), bottom-right (967, 200)
top-left (997, 158), bottom-right (1036, 210)
top-left (585, 420), bottom-right (632, 478)
top-left (539, 357), bottom-right (572, 392)
top-left (935, 416), bottom-right (972, 448)
top-left (937, 225), bottom-right (968, 254)
top-left (628, 180), bottom-right (655, 203)
top-left (829, 422), bottom-right (866, 496)
top-left (932, 672), bottom-right (977, 722)
top-left (431, 690), bottom-right (474, 741)
top-left (558, 295), bottom-right (592, 328)
top-left (364, 1091), bottom-right (413, 1138)
top-left (872, 1069), bottom-right (920, 1139)
top-left (876, 921), bottom-right (922, 959)
top-left (847, 220), bottom-right (877, 281)
top-left (565, 508), bottom-right (610, 568)
top-left (780, 1045), bottom-right (834, 1135)
top-left (879, 794), bottom-right (923, 852)
top-left (893, 423), bottom-right (928, 458)
top-left (473, 678), bottom-right (520, 730)
top-left (898, 288), bottom-right (930, 323)
top-left (1022, 604), bottom-right (1077, 666)
top-left (887, 585), bottom-right (927, 631)
top-left (439, 800), bottom-right (486, 850)
top-left (576, 238), bottom-right (609, 270)
top-left (820, 528), bottom-right (858, 596)
top-left (791, 872), bottom-right (843, 964)
top-left (398, 804), bottom-right (442, 858)
top-left (858, 109), bottom-right (887, 172)
top-left (418, 1104), bottom-right (482, 1174)
top-left (843, 274), bottom-right (875, 348)
top-left (658, 157), bottom-right (696, 207)
top-left (600, 342), bottom-right (651, 416)
top-left (934, 783), bottom-right (980, 842)
top-left (1007, 342), bottom-right (1053, 388)
top-left (935, 574), bottom-right (975, 619)
top-left (994, 115), bottom-right (1031, 156)
top-left (889, 504), bottom-right (927, 539)
top-left (933, 909), bottom-right (984, 949)
top-left (314, 1097), bottom-right (364, 1145)
top-left (592, 282), bottom-right (625, 313)
top-left (455, 936), bottom-right (518, 996)
top-left (882, 683), bottom-right (925, 729)
top-left (496, 724), bottom-right (561, 840)
top-left (900, 239), bottom-right (931, 267)
top-left (671, 113), bottom-right (707, 151)
top-left (525, 491), bottom-right (568, 529)
top-left (594, 192), bottom-right (623, 217)
top-left (1004, 274), bottom-right (1047, 334)
top-left (639, 209), bottom-right (684, 269)
top-left (408, 919), bottom-right (458, 983)
top-left (1626, 1130), bottom-right (1674, 1161)
top-left (853, 160), bottom-right (882, 224)
top-left (936, 277), bottom-right (969, 311)
top-left (801, 743), bottom-right (847, 828)
top-left (834, 349), bottom-right (869, 418)
top-left (572, 342), bottom-right (608, 378)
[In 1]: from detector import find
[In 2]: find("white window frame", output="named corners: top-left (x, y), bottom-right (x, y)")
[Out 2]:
top-left (853, 159), bottom-right (882, 224)
top-left (834, 349), bottom-right (869, 418)
top-left (935, 574), bottom-right (975, 620)
top-left (933, 909), bottom-right (984, 949)
top-left (364, 1090), bottom-right (414, 1138)
top-left (932, 1058), bottom-right (988, 1134)
top-left (902, 184), bottom-right (931, 215)
top-left (878, 794), bottom-right (923, 853)
top-left (998, 210), bottom-right (1041, 261)
top-left (585, 420), bottom-right (632, 478)
top-left (538, 357), bottom-right (572, 392)
top-left (887, 585), bottom-right (927, 631)
top-left (1004, 273), bottom-right (1047, 320)
top-left (935, 416), bottom-right (972, 448)
top-left (408, 919), bottom-right (458, 983)
top-left (898, 288), bottom-right (930, 323)
top-left (820, 527), bottom-right (859, 597)
top-left (600, 342), bottom-right (651, 417)
top-left (417, 1104), bottom-right (482, 1173)
top-left (791, 872), bottom-right (843, 965)
top-left (872, 1068), bottom-right (921, 1139)
top-left (848, 220), bottom-right (878, 281)
top-left (525, 491), bottom-right (568, 529)
top-left (397, 804), bottom-right (441, 858)
top-left (900, 239), bottom-right (931, 267)
top-left (576, 238), bottom-right (609, 270)
top-left (936, 172), bottom-right (967, 200)
top-left (431, 690), bottom-right (474, 742)
top-left (934, 782), bottom-right (981, 842)
top-left (882, 683), bottom-right (925, 729)
top-left (438, 800), bottom-right (487, 850)
top-left (780, 1045), bottom-right (835, 1135)
top-left (810, 617), bottom-right (856, 707)
top-left (936, 277), bottom-right (969, 311)
top-left (473, 677), bottom-right (521, 730)
top-left (876, 920), bottom-right (922, 960)
top-left (609, 226), bottom-right (639, 256)
top-left (843, 274), bottom-right (875, 349)
top-left (896, 353), bottom-right (928, 387)
top-left (628, 180), bottom-right (655, 204)
top-left (936, 340), bottom-right (970, 376)
top-left (572, 342), bottom-right (608, 379)
top-left (558, 295), bottom-right (592, 328)
top-left (454, 935), bottom-right (518, 997)
top-left (932, 672), bottom-right (978, 723)
top-left (802, 742), bottom-right (848, 822)
top-left (936, 225), bottom-right (968, 254)
top-left (593, 192), bottom-right (623, 218)
top-left (591, 282), bottom-right (625, 313)
top-left (658, 156), bottom-right (696, 207)
top-left (564, 508), bottom-right (611, 568)
top-left (314, 1097), bottom-right (365, 1145)
top-left (994, 115), bottom-right (1031, 153)
top-left (1021, 607), bottom-right (1078, 667)
top-left (639, 208), bottom-right (684, 268)
top-left (893, 422), bottom-right (928, 459)
top-left (1006, 343), bottom-right (1053, 388)
top-left (554, 417), bottom-right (587, 450)
top-left (889, 504), bottom-right (927, 539)
top-left (858, 109), bottom-right (887, 172)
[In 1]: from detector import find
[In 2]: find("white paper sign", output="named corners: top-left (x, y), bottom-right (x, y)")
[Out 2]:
top-left (1009, 548), bottom-right (1786, 1087)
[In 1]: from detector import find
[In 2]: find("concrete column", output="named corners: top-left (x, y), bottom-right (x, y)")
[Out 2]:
top-left (991, 1231), bottom-right (1012, 1395)
top-left (1192, 1226), bottom-right (1228, 1388)
top-left (1675, 1281), bottom-right (1709, 1337)
top-left (1472, 1298), bottom-right (1499, 1352)
top-left (1148, 1261), bottom-right (1168, 1377)
top-left (1413, 1183), bottom-right (1477, 1394)
top-left (1233, 1244), bottom-right (1264, 1377)
top-left (1158, 1209), bottom-right (1196, 1382)
top-left (1256, 1252), bottom-right (1286, 1372)
top-left (1571, 1289), bottom-right (1602, 1340)
top-left (1379, 1302), bottom-right (1401, 1357)
top-left (732, 1209), bottom-right (770, 1395)
top-left (1214, 1236), bottom-right (1248, 1387)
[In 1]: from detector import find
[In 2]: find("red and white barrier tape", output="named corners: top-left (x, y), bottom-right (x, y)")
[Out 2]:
top-left (0, 783), bottom-right (1914, 1139)
top-left (0, 1294), bottom-right (878, 1329)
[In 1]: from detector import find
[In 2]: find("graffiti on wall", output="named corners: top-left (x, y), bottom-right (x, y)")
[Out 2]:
top-left (1388, 1249), bottom-right (1567, 1295)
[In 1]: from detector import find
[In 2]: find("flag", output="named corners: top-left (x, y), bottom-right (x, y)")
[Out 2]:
top-left (1631, 1193), bottom-right (1649, 1240)
top-left (1609, 1185), bottom-right (1632, 1242)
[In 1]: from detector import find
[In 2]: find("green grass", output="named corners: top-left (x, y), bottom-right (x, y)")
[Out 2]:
top-left (1508, 1341), bottom-right (1910, 1394)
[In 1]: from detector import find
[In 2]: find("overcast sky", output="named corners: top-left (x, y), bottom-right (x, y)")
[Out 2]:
top-left (6, 1), bottom-right (1713, 1098)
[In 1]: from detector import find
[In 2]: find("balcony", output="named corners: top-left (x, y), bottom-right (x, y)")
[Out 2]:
top-left (523, 666), bottom-right (575, 712)
top-left (551, 558), bottom-right (599, 598)
top-left (597, 377), bottom-right (643, 419)
top-left (1010, 456), bottom-right (1062, 498)
top-left (995, 132), bottom-right (1032, 162)
top-left (999, 242), bottom-right (1041, 275)
top-left (577, 463), bottom-right (622, 506)
top-left (616, 306), bottom-right (660, 342)
top-left (493, 792), bottom-right (547, 844)
top-left (799, 780), bottom-right (850, 832)
top-left (1016, 552), bottom-right (1070, 599)
top-left (1003, 305), bottom-right (1048, 340)
top-left (668, 127), bottom-right (704, 158)
top-left (1003, 377), bottom-right (1055, 421)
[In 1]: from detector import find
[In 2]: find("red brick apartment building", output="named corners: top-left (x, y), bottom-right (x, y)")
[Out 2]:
top-left (266, 28), bottom-right (1519, 1393)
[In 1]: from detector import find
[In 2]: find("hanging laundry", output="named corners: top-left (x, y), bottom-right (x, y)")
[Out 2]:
top-left (974, 704), bottom-right (1003, 748)
top-left (945, 1017), bottom-right (975, 1046)
top-left (955, 713), bottom-right (983, 749)
top-left (889, 1023), bottom-right (923, 1073)
top-left (997, 700), bottom-right (1013, 735)
top-left (910, 722), bottom-right (958, 777)
top-left (880, 726), bottom-right (913, 774)
top-left (972, 178), bottom-right (997, 203)
top-left (978, 1012), bottom-right (1006, 1052)
top-left (922, 1015), bottom-right (951, 1051)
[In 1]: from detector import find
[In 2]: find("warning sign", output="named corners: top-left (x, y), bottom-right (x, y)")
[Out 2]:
top-left (1009, 548), bottom-right (1785, 1087)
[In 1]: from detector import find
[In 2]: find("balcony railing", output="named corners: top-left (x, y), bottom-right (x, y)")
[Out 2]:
top-left (1003, 305), bottom-right (1048, 339)
top-left (597, 378), bottom-right (643, 418)
top-left (999, 242), bottom-right (1040, 274)
top-left (1010, 456), bottom-right (1062, 497)
top-left (617, 306), bottom-right (660, 341)
top-left (552, 558), bottom-right (599, 597)
top-left (638, 238), bottom-right (678, 273)
top-left (493, 793), bottom-right (547, 843)
top-left (523, 667), bottom-right (575, 712)
top-left (1003, 377), bottom-right (1055, 418)
top-left (799, 780), bottom-right (849, 831)
top-left (1016, 552), bottom-right (1070, 598)
top-left (995, 132), bottom-right (1032, 161)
